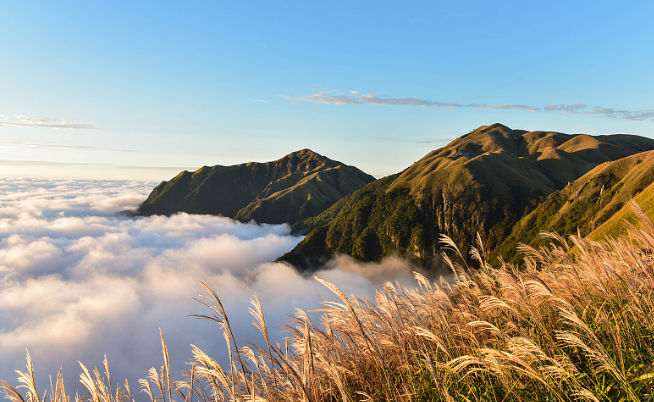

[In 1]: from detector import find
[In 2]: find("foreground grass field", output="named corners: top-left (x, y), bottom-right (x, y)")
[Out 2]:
top-left (3, 203), bottom-right (654, 401)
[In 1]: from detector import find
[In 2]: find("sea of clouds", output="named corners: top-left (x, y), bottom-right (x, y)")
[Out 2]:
top-left (0, 178), bottom-right (424, 396)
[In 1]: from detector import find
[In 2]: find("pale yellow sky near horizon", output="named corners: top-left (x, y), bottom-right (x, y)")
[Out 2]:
top-left (0, 160), bottom-right (193, 182)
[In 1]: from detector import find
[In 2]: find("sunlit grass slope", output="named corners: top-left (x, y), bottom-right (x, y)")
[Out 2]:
top-left (590, 181), bottom-right (654, 240)
top-left (3, 204), bottom-right (654, 401)
top-left (497, 150), bottom-right (654, 260)
top-left (283, 124), bottom-right (654, 268)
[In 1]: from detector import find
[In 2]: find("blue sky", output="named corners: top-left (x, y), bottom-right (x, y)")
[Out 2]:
top-left (1, 0), bottom-right (653, 180)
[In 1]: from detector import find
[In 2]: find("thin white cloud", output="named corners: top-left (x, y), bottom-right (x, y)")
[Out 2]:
top-left (0, 159), bottom-right (194, 173)
top-left (283, 90), bottom-right (654, 122)
top-left (0, 179), bottom-right (426, 395)
top-left (283, 90), bottom-right (460, 108)
top-left (114, 165), bottom-right (196, 171)
top-left (587, 107), bottom-right (654, 121)
top-left (0, 139), bottom-right (132, 152)
top-left (0, 159), bottom-right (110, 167)
top-left (0, 115), bottom-right (99, 130)
top-left (543, 104), bottom-right (587, 113)
top-left (418, 138), bottom-right (455, 148)
top-left (283, 90), bottom-right (361, 105)
top-left (359, 93), bottom-right (460, 108)
top-left (480, 104), bottom-right (539, 112)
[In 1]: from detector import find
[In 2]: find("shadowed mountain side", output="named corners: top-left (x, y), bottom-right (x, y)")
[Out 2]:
top-left (137, 149), bottom-right (376, 225)
top-left (280, 124), bottom-right (654, 270)
top-left (496, 150), bottom-right (654, 261)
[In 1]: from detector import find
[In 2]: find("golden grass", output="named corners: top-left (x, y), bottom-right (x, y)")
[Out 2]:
top-left (3, 205), bottom-right (654, 401)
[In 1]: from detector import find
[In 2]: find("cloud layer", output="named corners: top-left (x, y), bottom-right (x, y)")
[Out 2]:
top-left (0, 115), bottom-right (99, 129)
top-left (284, 90), bottom-right (654, 121)
top-left (0, 179), bottom-right (423, 396)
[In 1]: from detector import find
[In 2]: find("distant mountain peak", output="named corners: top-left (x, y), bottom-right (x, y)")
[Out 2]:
top-left (279, 148), bottom-right (320, 160)
top-left (137, 149), bottom-right (375, 225)
top-left (265, 149), bottom-right (340, 174)
top-left (291, 148), bottom-right (319, 156)
top-left (478, 122), bottom-right (514, 132)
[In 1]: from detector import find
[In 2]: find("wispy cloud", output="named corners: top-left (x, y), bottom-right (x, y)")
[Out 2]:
top-left (282, 90), bottom-right (461, 108)
top-left (283, 90), bottom-right (654, 122)
top-left (418, 138), bottom-right (455, 148)
top-left (284, 90), bottom-right (361, 105)
top-left (0, 159), bottom-right (194, 172)
top-left (0, 115), bottom-right (98, 129)
top-left (543, 104), bottom-right (587, 113)
top-left (0, 160), bottom-right (114, 169)
top-left (114, 165), bottom-right (196, 171)
top-left (0, 139), bottom-right (132, 152)
top-left (586, 107), bottom-right (654, 121)
top-left (480, 104), bottom-right (539, 112)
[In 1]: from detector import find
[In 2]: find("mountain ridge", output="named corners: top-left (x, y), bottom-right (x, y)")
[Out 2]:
top-left (281, 124), bottom-right (654, 269)
top-left (137, 149), bottom-right (376, 225)
top-left (137, 124), bottom-right (654, 271)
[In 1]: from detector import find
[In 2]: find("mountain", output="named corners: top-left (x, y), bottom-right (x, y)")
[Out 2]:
top-left (137, 149), bottom-right (376, 225)
top-left (496, 149), bottom-right (654, 259)
top-left (280, 124), bottom-right (654, 269)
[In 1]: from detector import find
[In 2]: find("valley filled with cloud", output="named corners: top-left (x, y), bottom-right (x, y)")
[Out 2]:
top-left (0, 179), bottom-right (421, 394)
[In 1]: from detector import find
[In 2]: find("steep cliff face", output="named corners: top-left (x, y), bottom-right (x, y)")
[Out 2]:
top-left (137, 149), bottom-right (376, 225)
top-left (280, 124), bottom-right (654, 269)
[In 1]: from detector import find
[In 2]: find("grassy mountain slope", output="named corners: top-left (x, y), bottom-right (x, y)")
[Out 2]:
top-left (281, 124), bottom-right (654, 268)
top-left (589, 180), bottom-right (654, 239)
top-left (137, 149), bottom-right (376, 225)
top-left (496, 150), bottom-right (654, 260)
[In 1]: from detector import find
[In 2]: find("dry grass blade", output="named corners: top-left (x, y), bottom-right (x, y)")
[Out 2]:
top-left (191, 280), bottom-right (251, 396)
top-left (159, 330), bottom-right (173, 402)
top-left (78, 362), bottom-right (99, 402)
top-left (0, 380), bottom-right (26, 402)
top-left (11, 350), bottom-right (42, 402)
top-left (313, 276), bottom-right (373, 351)
top-left (413, 326), bottom-right (450, 357)
top-left (630, 200), bottom-right (654, 234)
top-left (477, 295), bottom-right (515, 314)
top-left (440, 234), bottom-right (465, 263)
